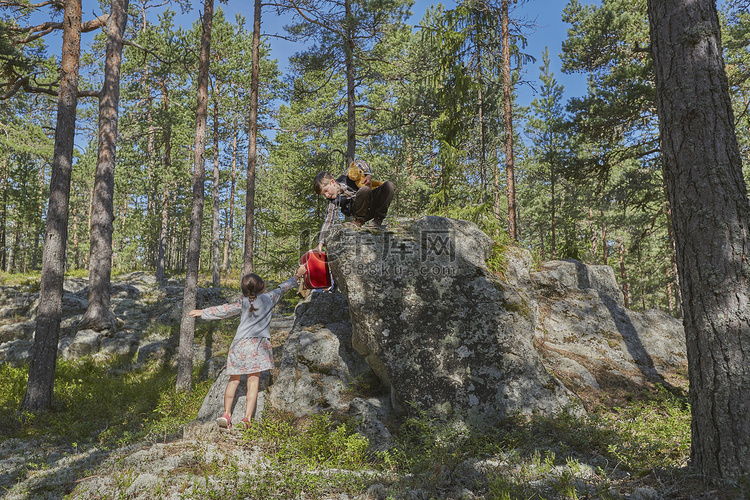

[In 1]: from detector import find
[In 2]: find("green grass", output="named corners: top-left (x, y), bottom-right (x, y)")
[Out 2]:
top-left (0, 270), bottom-right (42, 291)
top-left (243, 411), bottom-right (371, 470)
top-left (0, 353), bottom-right (701, 499)
top-left (0, 357), bottom-right (212, 449)
top-left (371, 388), bottom-right (693, 499)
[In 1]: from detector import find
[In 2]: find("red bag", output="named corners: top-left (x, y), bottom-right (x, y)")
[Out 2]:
top-left (300, 250), bottom-right (333, 289)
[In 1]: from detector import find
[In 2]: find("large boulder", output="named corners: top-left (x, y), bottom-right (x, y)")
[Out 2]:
top-left (325, 216), bottom-right (580, 426)
top-left (0, 274), bottom-right (241, 365)
top-left (195, 367), bottom-right (272, 427)
top-left (531, 260), bottom-right (687, 401)
top-left (268, 291), bottom-right (393, 449)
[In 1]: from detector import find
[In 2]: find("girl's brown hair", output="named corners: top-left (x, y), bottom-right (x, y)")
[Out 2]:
top-left (241, 273), bottom-right (265, 312)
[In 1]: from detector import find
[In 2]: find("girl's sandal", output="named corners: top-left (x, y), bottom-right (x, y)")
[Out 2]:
top-left (239, 417), bottom-right (251, 430)
top-left (217, 412), bottom-right (231, 429)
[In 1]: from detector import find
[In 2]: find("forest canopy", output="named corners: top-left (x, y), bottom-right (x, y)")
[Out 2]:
top-left (1, 0), bottom-right (749, 317)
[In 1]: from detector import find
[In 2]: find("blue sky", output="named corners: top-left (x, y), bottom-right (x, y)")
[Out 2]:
top-left (33, 0), bottom-right (594, 127)
top-left (39, 0), bottom-right (593, 107)
top-left (243, 0), bottom-right (592, 107)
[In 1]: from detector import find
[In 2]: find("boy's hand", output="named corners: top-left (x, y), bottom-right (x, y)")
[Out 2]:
top-left (362, 174), bottom-right (372, 187)
top-left (188, 309), bottom-right (202, 318)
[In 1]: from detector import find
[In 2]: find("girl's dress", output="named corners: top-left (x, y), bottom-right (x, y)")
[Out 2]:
top-left (200, 276), bottom-right (298, 375)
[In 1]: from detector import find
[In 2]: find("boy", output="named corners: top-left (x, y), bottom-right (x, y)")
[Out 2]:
top-left (313, 159), bottom-right (395, 252)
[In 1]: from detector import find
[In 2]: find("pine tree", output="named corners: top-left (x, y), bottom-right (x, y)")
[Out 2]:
top-left (78, 0), bottom-right (130, 333)
top-left (177, 0), bottom-right (214, 393)
top-left (22, 0), bottom-right (83, 414)
top-left (648, 0), bottom-right (750, 481)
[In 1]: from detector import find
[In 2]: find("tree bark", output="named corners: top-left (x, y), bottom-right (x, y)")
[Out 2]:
top-left (71, 201), bottom-right (79, 269)
top-left (618, 238), bottom-right (630, 308)
top-left (477, 40), bottom-right (487, 205)
top-left (222, 129), bottom-right (237, 274)
top-left (176, 0), bottom-right (213, 392)
top-left (32, 164), bottom-right (45, 270)
top-left (550, 169), bottom-right (556, 259)
top-left (344, 0), bottom-right (356, 165)
top-left (664, 199), bottom-right (683, 318)
top-left (648, 0), bottom-right (750, 481)
top-left (501, 0), bottom-right (517, 241)
top-left (78, 0), bottom-right (129, 333)
top-left (156, 84), bottom-right (172, 283)
top-left (242, 0), bottom-right (261, 277)
top-left (211, 94), bottom-right (221, 287)
top-left (601, 211), bottom-right (608, 263)
top-left (1, 158), bottom-right (8, 271)
top-left (21, 0), bottom-right (82, 414)
top-left (156, 183), bottom-right (170, 283)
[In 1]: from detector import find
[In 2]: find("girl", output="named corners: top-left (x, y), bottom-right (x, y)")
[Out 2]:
top-left (189, 265), bottom-right (307, 429)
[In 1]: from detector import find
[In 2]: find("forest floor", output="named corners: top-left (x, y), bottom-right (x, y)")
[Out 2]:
top-left (0, 277), bottom-right (746, 499)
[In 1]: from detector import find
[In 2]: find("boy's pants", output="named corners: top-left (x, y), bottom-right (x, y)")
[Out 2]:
top-left (353, 181), bottom-right (395, 222)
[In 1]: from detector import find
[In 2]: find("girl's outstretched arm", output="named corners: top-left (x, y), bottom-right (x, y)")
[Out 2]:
top-left (197, 300), bottom-right (243, 320)
top-left (267, 265), bottom-right (307, 305)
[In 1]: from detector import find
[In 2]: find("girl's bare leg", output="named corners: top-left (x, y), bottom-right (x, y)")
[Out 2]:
top-left (244, 373), bottom-right (260, 420)
top-left (224, 375), bottom-right (241, 415)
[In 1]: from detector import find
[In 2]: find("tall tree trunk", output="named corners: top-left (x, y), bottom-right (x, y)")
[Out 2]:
top-left (664, 200), bottom-right (683, 318)
top-left (78, 0), bottom-right (129, 332)
top-left (550, 169), bottom-right (557, 259)
top-left (145, 102), bottom-right (156, 265)
top-left (211, 94), bottom-right (221, 287)
top-left (539, 224), bottom-right (545, 261)
top-left (493, 151), bottom-right (501, 229)
top-left (176, 0), bottom-right (213, 392)
top-left (156, 85), bottom-right (172, 283)
top-left (648, 0), bottom-right (750, 480)
top-left (666, 265), bottom-right (674, 315)
top-left (344, 0), bottom-right (356, 165)
top-left (222, 129), bottom-right (237, 274)
top-left (156, 184), bottom-right (170, 283)
top-left (501, 0), bottom-right (517, 241)
top-left (477, 45), bottom-right (486, 204)
top-left (618, 238), bottom-right (629, 308)
top-left (21, 0), bottom-right (82, 414)
top-left (6, 225), bottom-right (15, 272)
top-left (32, 164), bottom-right (45, 270)
top-left (242, 0), bottom-right (261, 277)
top-left (12, 223), bottom-right (21, 271)
top-left (21, 220), bottom-right (30, 273)
top-left (72, 202), bottom-right (80, 268)
top-left (1, 158), bottom-right (7, 271)
top-left (601, 211), bottom-right (608, 263)
top-left (588, 208), bottom-right (598, 263)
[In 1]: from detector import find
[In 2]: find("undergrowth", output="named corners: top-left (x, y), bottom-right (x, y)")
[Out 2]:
top-left (0, 353), bottom-right (700, 499)
top-left (373, 387), bottom-right (693, 499)
top-left (0, 357), bottom-right (212, 449)
top-left (206, 411), bottom-right (374, 498)
top-left (194, 387), bottom-right (696, 499)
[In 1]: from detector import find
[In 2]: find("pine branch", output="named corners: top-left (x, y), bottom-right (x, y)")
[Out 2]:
top-left (12, 14), bottom-right (108, 44)
top-left (1, 75), bottom-right (100, 100)
top-left (0, 0), bottom-right (63, 8)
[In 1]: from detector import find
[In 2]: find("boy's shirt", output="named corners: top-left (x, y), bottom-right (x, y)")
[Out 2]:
top-left (318, 159), bottom-right (373, 245)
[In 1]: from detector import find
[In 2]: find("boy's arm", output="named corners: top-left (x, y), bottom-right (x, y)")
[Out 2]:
top-left (318, 202), bottom-right (338, 249)
top-left (197, 300), bottom-right (243, 320)
top-left (352, 159), bottom-right (373, 187)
